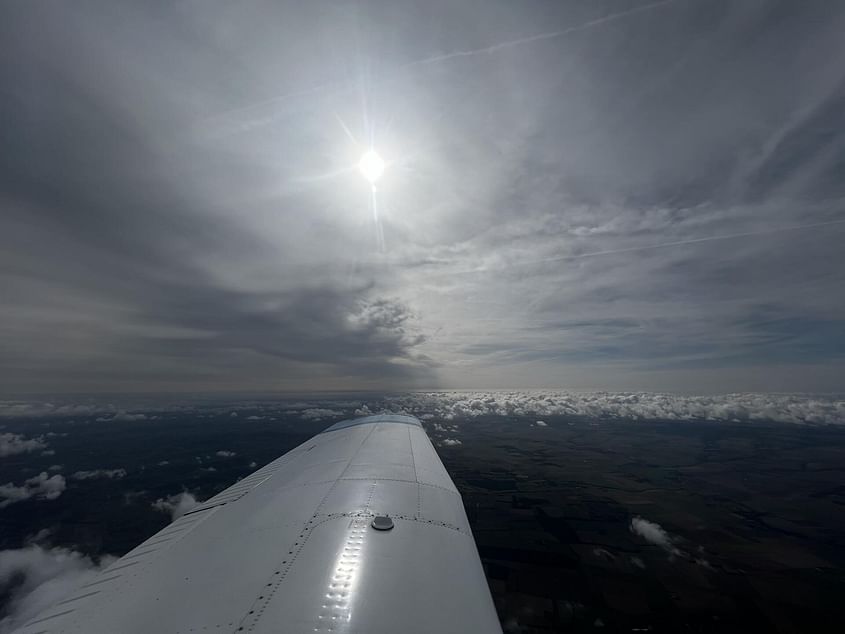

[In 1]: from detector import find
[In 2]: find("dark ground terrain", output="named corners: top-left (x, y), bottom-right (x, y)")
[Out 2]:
top-left (442, 417), bottom-right (845, 633)
top-left (1, 403), bottom-right (844, 632)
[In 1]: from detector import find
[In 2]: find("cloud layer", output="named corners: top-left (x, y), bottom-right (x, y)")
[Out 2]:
top-left (1, 2), bottom-right (843, 392)
top-left (383, 391), bottom-right (845, 425)
top-left (1, 391), bottom-right (842, 425)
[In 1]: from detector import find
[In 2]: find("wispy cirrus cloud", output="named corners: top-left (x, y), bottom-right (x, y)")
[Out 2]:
top-left (1, 1), bottom-right (844, 392)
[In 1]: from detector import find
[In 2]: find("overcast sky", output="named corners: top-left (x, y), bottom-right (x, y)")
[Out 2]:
top-left (2, 0), bottom-right (844, 394)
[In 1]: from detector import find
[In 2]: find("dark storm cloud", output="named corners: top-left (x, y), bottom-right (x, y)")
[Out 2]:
top-left (1, 1), bottom-right (844, 392)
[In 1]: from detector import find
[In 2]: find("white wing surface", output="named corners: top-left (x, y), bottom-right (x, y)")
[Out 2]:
top-left (17, 414), bottom-right (502, 633)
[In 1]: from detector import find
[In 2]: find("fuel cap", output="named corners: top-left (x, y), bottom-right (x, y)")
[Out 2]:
top-left (371, 515), bottom-right (394, 531)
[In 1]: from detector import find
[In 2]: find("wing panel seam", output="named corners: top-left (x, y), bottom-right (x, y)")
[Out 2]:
top-left (237, 424), bottom-right (379, 632)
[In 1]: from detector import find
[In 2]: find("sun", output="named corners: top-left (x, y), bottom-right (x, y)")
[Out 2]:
top-left (358, 149), bottom-right (385, 185)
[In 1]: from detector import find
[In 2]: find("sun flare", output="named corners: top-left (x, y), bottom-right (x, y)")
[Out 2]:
top-left (358, 149), bottom-right (385, 185)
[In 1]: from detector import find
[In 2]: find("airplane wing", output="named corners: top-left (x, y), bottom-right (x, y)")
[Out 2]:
top-left (17, 414), bottom-right (502, 633)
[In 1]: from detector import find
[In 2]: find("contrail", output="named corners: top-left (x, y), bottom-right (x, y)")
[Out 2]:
top-left (201, 0), bottom-right (680, 132)
top-left (334, 112), bottom-right (359, 145)
top-left (403, 0), bottom-right (680, 69)
top-left (446, 216), bottom-right (845, 275)
top-left (199, 79), bottom-right (345, 129)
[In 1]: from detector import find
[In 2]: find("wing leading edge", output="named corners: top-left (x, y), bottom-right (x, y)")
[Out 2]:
top-left (19, 414), bottom-right (502, 633)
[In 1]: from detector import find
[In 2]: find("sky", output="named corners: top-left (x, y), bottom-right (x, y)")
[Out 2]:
top-left (2, 0), bottom-right (844, 394)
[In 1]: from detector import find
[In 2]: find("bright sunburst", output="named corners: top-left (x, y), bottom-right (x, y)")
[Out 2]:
top-left (358, 149), bottom-right (385, 185)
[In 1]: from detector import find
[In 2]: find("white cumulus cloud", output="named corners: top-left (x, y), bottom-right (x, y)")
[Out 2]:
top-left (0, 433), bottom-right (47, 457)
top-left (439, 438), bottom-right (462, 447)
top-left (70, 469), bottom-right (127, 480)
top-left (300, 408), bottom-right (344, 421)
top-left (0, 545), bottom-right (116, 634)
top-left (151, 491), bottom-right (201, 520)
top-left (630, 516), bottom-right (682, 557)
top-left (0, 473), bottom-right (66, 509)
top-left (0, 402), bottom-right (105, 419)
top-left (96, 411), bottom-right (147, 422)
top-left (215, 450), bottom-right (236, 458)
top-left (379, 391), bottom-right (845, 425)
